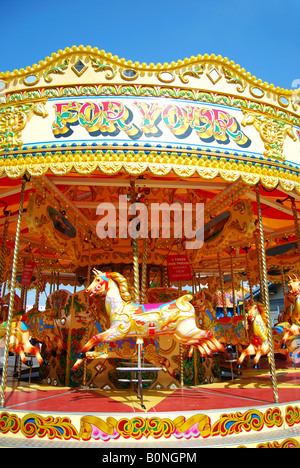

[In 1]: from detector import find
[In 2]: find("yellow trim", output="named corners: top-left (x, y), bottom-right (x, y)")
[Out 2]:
top-left (0, 45), bottom-right (296, 97)
top-left (0, 150), bottom-right (300, 193)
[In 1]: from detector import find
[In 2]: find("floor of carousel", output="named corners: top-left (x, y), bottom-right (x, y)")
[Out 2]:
top-left (2, 368), bottom-right (300, 414)
top-left (1, 358), bottom-right (300, 413)
top-left (1, 357), bottom-right (300, 448)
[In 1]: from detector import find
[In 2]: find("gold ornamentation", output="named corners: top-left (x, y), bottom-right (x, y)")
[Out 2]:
top-left (4, 83), bottom-right (300, 130)
top-left (179, 65), bottom-right (204, 83)
top-left (285, 404), bottom-right (300, 427)
top-left (0, 150), bottom-right (300, 191)
top-left (211, 407), bottom-right (283, 437)
top-left (256, 438), bottom-right (300, 448)
top-left (0, 102), bottom-right (48, 151)
top-left (0, 109), bottom-right (26, 148)
top-left (207, 68), bottom-right (222, 84)
top-left (71, 59), bottom-right (88, 77)
top-left (79, 414), bottom-right (211, 440)
top-left (1, 406), bottom-right (300, 444)
top-left (260, 175), bottom-right (280, 189)
top-left (222, 67), bottom-right (246, 92)
top-left (44, 59), bottom-right (69, 83)
top-left (0, 45), bottom-right (296, 106)
top-left (241, 111), bottom-right (297, 161)
top-left (26, 191), bottom-right (83, 265)
top-left (0, 411), bottom-right (20, 434)
top-left (91, 58), bottom-right (115, 79)
top-left (21, 413), bottom-right (79, 440)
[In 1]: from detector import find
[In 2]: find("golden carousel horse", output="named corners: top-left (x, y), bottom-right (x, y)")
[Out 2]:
top-left (0, 292), bottom-right (23, 321)
top-left (195, 289), bottom-right (249, 352)
top-left (23, 307), bottom-right (65, 357)
top-left (72, 270), bottom-right (225, 371)
top-left (0, 292), bottom-right (46, 366)
top-left (0, 290), bottom-right (67, 367)
top-left (0, 319), bottom-right (48, 367)
top-left (278, 275), bottom-right (300, 348)
top-left (237, 302), bottom-right (297, 369)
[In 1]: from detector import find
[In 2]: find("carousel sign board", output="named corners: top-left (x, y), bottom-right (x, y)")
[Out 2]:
top-left (167, 254), bottom-right (192, 282)
top-left (21, 261), bottom-right (35, 286)
top-left (21, 97), bottom-right (270, 158)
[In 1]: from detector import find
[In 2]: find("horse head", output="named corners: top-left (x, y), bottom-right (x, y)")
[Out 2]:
top-left (86, 270), bottom-right (110, 298)
top-left (194, 290), bottom-right (206, 312)
top-left (246, 301), bottom-right (267, 323)
top-left (241, 112), bottom-right (255, 128)
top-left (245, 302), bottom-right (259, 322)
top-left (287, 275), bottom-right (300, 300)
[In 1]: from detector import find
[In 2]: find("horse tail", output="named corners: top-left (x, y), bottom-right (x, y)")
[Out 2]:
top-left (176, 294), bottom-right (193, 312)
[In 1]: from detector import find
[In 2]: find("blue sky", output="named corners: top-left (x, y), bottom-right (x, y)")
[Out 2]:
top-left (0, 0), bottom-right (299, 90)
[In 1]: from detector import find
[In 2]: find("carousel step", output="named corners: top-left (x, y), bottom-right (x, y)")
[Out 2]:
top-left (118, 379), bottom-right (153, 383)
top-left (119, 362), bottom-right (160, 367)
top-left (116, 367), bottom-right (162, 372)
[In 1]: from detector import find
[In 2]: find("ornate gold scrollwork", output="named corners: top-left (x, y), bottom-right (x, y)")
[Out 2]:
top-left (0, 109), bottom-right (27, 148)
top-left (241, 111), bottom-right (297, 161)
top-left (0, 101), bottom-right (48, 151)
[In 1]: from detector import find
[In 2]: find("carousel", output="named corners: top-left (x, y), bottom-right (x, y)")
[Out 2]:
top-left (0, 46), bottom-right (300, 448)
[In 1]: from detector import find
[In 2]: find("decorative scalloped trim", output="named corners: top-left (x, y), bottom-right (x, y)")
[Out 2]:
top-left (0, 45), bottom-right (295, 98)
top-left (0, 150), bottom-right (299, 192)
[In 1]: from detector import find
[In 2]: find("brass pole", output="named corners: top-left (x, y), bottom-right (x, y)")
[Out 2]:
top-left (291, 197), bottom-right (300, 250)
top-left (175, 244), bottom-right (184, 387)
top-left (244, 247), bottom-right (254, 303)
top-left (178, 282), bottom-right (184, 388)
top-left (253, 227), bottom-right (266, 305)
top-left (65, 292), bottom-right (74, 387)
top-left (229, 247), bottom-right (236, 316)
top-left (0, 175), bottom-right (27, 407)
top-left (130, 179), bottom-right (140, 303)
top-left (0, 213), bottom-right (10, 318)
top-left (83, 233), bottom-right (92, 387)
top-left (140, 239), bottom-right (148, 304)
top-left (217, 251), bottom-right (227, 316)
top-left (255, 184), bottom-right (279, 403)
top-left (280, 266), bottom-right (286, 302)
top-left (0, 213), bottom-right (10, 290)
top-left (34, 235), bottom-right (45, 309)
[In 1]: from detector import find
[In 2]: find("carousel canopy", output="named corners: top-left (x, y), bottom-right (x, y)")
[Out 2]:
top-left (0, 46), bottom-right (299, 286)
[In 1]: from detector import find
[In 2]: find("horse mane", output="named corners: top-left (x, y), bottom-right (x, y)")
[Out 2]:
top-left (109, 272), bottom-right (132, 302)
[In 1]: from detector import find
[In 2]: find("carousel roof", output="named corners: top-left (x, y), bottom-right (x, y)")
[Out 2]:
top-left (0, 47), bottom-right (299, 287)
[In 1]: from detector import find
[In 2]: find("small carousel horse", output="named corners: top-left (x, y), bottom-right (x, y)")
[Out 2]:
top-left (0, 292), bottom-right (23, 321)
top-left (0, 292), bottom-right (48, 367)
top-left (24, 307), bottom-right (65, 357)
top-left (195, 289), bottom-right (249, 352)
top-left (278, 275), bottom-right (300, 348)
top-left (0, 319), bottom-right (49, 367)
top-left (72, 270), bottom-right (225, 371)
top-left (277, 275), bottom-right (300, 324)
top-left (0, 290), bottom-right (66, 365)
top-left (237, 302), bottom-right (296, 369)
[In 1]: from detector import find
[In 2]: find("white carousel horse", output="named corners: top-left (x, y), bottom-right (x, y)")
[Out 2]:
top-left (72, 270), bottom-right (225, 370)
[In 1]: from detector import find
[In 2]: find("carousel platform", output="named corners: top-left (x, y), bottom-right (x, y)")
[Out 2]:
top-left (1, 357), bottom-right (300, 448)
